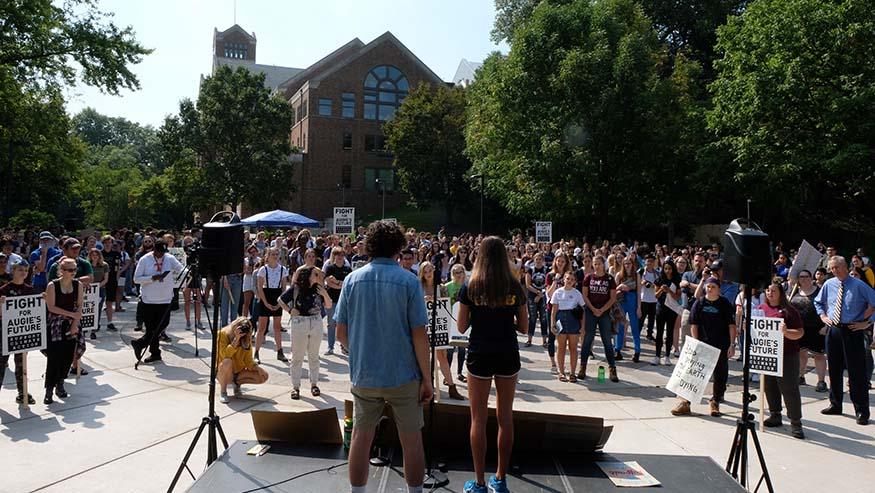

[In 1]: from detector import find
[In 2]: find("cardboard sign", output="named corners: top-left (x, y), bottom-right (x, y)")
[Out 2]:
top-left (333, 207), bottom-right (355, 235)
top-left (535, 221), bottom-right (552, 243)
top-left (449, 301), bottom-right (468, 347)
top-left (749, 316), bottom-right (784, 376)
top-left (79, 283), bottom-right (101, 333)
top-left (426, 297), bottom-right (454, 350)
top-left (596, 461), bottom-right (661, 488)
top-left (788, 240), bottom-right (823, 280)
top-left (1, 295), bottom-right (47, 355)
top-left (666, 337), bottom-right (721, 404)
top-left (168, 247), bottom-right (188, 289)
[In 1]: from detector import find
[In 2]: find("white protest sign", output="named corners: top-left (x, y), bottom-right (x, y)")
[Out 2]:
top-left (449, 301), bottom-right (468, 347)
top-left (596, 461), bottom-right (661, 488)
top-left (535, 221), bottom-right (552, 244)
top-left (333, 207), bottom-right (355, 235)
top-left (2, 295), bottom-right (47, 355)
top-left (663, 290), bottom-right (684, 316)
top-left (168, 247), bottom-right (188, 289)
top-left (426, 297), bottom-right (454, 350)
top-left (749, 316), bottom-right (784, 377)
top-left (666, 337), bottom-right (721, 403)
top-left (789, 240), bottom-right (823, 280)
top-left (79, 283), bottom-right (101, 333)
top-left (384, 218), bottom-right (397, 225)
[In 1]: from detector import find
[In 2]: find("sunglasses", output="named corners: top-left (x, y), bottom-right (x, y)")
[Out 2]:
top-left (62, 267), bottom-right (78, 273)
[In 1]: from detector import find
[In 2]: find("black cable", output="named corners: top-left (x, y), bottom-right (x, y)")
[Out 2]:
top-left (238, 460), bottom-right (348, 493)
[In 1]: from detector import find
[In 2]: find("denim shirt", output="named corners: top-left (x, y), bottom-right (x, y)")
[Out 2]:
top-left (334, 257), bottom-right (428, 388)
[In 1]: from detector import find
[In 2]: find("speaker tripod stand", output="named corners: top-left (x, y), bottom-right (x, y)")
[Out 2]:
top-left (725, 285), bottom-right (774, 493)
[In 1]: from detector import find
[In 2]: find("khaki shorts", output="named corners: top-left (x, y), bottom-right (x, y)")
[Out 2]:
top-left (351, 380), bottom-right (423, 434)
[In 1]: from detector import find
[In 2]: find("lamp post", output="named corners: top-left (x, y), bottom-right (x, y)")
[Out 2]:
top-left (471, 174), bottom-right (484, 233)
top-left (375, 178), bottom-right (385, 219)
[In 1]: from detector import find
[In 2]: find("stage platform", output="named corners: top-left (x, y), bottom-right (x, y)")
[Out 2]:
top-left (189, 440), bottom-right (746, 492)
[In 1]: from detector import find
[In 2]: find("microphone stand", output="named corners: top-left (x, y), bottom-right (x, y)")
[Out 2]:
top-left (423, 267), bottom-right (449, 489)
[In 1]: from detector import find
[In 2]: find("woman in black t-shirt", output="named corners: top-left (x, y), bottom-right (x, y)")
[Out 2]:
top-left (457, 236), bottom-right (527, 493)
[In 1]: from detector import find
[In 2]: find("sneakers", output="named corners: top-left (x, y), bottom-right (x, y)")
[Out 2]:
top-left (186, 322), bottom-right (192, 331)
top-left (16, 393), bottom-right (35, 405)
top-left (671, 400), bottom-right (691, 416)
top-left (577, 368), bottom-right (586, 380)
top-left (487, 475), bottom-right (509, 493)
top-left (341, 345), bottom-right (349, 356)
top-left (791, 424), bottom-right (805, 439)
top-left (815, 381), bottom-right (828, 393)
top-left (143, 354), bottom-right (162, 364)
top-left (651, 356), bottom-right (660, 366)
top-left (608, 366), bottom-right (619, 382)
top-left (107, 323), bottom-right (117, 332)
top-left (673, 349), bottom-right (679, 358)
top-left (159, 332), bottom-right (171, 343)
top-left (463, 480), bottom-right (487, 493)
top-left (448, 384), bottom-right (466, 400)
top-left (233, 383), bottom-right (242, 398)
top-left (195, 322), bottom-right (204, 330)
top-left (821, 405), bottom-right (842, 415)
top-left (134, 324), bottom-right (143, 332)
top-left (325, 348), bottom-right (334, 356)
top-left (219, 391), bottom-right (229, 404)
top-left (662, 355), bottom-right (672, 366)
top-left (763, 414), bottom-right (783, 428)
top-left (709, 400), bottom-right (721, 417)
top-left (89, 331), bottom-right (97, 340)
top-left (55, 383), bottom-right (68, 398)
top-left (550, 364), bottom-right (558, 375)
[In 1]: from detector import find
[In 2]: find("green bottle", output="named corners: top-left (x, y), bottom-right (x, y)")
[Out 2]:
top-left (598, 366), bottom-right (606, 383)
top-left (343, 418), bottom-right (353, 450)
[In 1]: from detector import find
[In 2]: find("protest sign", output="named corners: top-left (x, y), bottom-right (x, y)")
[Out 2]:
top-left (449, 301), bottom-right (468, 347)
top-left (749, 316), bottom-right (784, 377)
top-left (79, 283), bottom-right (101, 333)
top-left (666, 337), bottom-right (721, 404)
top-left (663, 291), bottom-right (684, 316)
top-left (333, 207), bottom-right (355, 235)
top-left (168, 247), bottom-right (188, 289)
top-left (384, 218), bottom-right (397, 225)
top-left (596, 461), bottom-right (661, 488)
top-left (788, 240), bottom-right (823, 280)
top-left (1, 295), bottom-right (46, 355)
top-left (535, 221), bottom-right (552, 244)
top-left (426, 297), bottom-right (455, 350)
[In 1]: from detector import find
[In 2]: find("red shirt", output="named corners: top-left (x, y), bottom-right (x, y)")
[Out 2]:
top-left (583, 273), bottom-right (616, 309)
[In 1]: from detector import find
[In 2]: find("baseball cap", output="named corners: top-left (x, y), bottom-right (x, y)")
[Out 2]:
top-left (705, 276), bottom-right (721, 286)
top-left (709, 259), bottom-right (723, 271)
top-left (63, 238), bottom-right (81, 249)
top-left (573, 247), bottom-right (582, 256)
top-left (39, 231), bottom-right (56, 241)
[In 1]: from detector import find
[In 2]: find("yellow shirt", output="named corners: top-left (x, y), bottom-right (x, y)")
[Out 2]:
top-left (217, 329), bottom-right (256, 373)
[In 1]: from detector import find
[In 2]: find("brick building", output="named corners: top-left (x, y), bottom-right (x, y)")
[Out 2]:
top-left (211, 25), bottom-right (446, 223)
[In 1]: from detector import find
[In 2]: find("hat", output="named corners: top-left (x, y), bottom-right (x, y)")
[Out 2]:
top-left (573, 247), bottom-right (582, 256)
top-left (709, 259), bottom-right (723, 271)
top-left (39, 231), bottom-right (55, 241)
top-left (63, 238), bottom-right (81, 249)
top-left (705, 276), bottom-right (721, 286)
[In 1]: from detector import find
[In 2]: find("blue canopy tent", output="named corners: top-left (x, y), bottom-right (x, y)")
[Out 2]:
top-left (240, 209), bottom-right (320, 228)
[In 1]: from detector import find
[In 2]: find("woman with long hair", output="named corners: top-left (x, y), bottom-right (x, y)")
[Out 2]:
top-left (254, 247), bottom-right (289, 364)
top-left (761, 279), bottom-right (805, 439)
top-left (419, 261), bottom-right (465, 400)
top-left (86, 248), bottom-right (108, 340)
top-left (457, 237), bottom-right (527, 493)
top-left (545, 252), bottom-right (572, 372)
top-left (524, 253), bottom-right (549, 348)
top-left (671, 256), bottom-right (690, 356)
top-left (580, 255), bottom-right (619, 382)
top-left (216, 317), bottom-right (269, 403)
top-left (44, 258), bottom-right (83, 404)
top-left (652, 260), bottom-right (682, 366)
top-left (241, 243), bottom-right (261, 320)
top-left (550, 271), bottom-right (585, 382)
top-left (181, 236), bottom-right (203, 331)
top-left (614, 256), bottom-right (642, 362)
top-left (279, 265), bottom-right (332, 399)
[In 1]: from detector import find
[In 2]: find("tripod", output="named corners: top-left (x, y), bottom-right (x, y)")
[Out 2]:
top-left (423, 270), bottom-right (449, 489)
top-left (726, 285), bottom-right (774, 493)
top-left (168, 270), bottom-right (228, 492)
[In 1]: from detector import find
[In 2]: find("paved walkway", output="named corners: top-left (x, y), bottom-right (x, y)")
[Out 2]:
top-left (1, 297), bottom-right (873, 492)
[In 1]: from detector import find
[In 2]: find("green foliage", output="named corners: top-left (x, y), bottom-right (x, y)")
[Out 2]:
top-left (468, 0), bottom-right (698, 234)
top-left (384, 83), bottom-right (472, 223)
top-left (709, 0), bottom-right (875, 235)
top-left (0, 0), bottom-right (151, 94)
top-left (9, 209), bottom-right (58, 230)
top-left (73, 107), bottom-right (164, 171)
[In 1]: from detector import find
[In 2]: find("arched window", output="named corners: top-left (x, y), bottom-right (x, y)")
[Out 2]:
top-left (363, 65), bottom-right (408, 121)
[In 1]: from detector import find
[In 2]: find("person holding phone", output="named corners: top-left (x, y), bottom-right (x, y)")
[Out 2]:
top-left (216, 317), bottom-right (268, 404)
top-left (132, 239), bottom-right (182, 364)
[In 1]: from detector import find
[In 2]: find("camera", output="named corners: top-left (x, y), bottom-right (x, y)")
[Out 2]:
top-left (644, 281), bottom-right (653, 289)
top-left (239, 324), bottom-right (251, 334)
top-left (184, 239), bottom-right (202, 264)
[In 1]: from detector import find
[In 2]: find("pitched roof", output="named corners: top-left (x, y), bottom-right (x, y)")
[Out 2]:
top-left (276, 38), bottom-right (366, 95)
top-left (452, 58), bottom-right (482, 86)
top-left (215, 24), bottom-right (257, 42)
top-left (213, 57), bottom-right (304, 90)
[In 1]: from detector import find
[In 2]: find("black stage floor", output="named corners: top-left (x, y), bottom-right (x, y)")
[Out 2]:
top-left (189, 440), bottom-right (746, 492)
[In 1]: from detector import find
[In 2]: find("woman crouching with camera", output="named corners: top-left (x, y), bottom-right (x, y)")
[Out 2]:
top-left (457, 236), bottom-right (528, 493)
top-left (217, 317), bottom-right (268, 404)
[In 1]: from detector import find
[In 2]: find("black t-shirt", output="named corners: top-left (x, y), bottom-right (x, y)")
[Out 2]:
top-left (655, 274), bottom-right (681, 306)
top-left (459, 283), bottom-right (524, 354)
top-left (527, 265), bottom-right (548, 294)
top-left (690, 296), bottom-right (735, 350)
top-left (104, 250), bottom-right (121, 274)
top-left (0, 282), bottom-right (35, 298)
top-left (279, 285), bottom-right (324, 316)
top-left (323, 263), bottom-right (352, 303)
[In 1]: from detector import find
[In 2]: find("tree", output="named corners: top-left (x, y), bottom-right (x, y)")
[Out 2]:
top-left (0, 0), bottom-right (151, 94)
top-left (73, 108), bottom-right (164, 171)
top-left (384, 83), bottom-right (472, 223)
top-left (709, 0), bottom-right (875, 237)
top-left (160, 66), bottom-right (295, 212)
top-left (468, 0), bottom-right (697, 235)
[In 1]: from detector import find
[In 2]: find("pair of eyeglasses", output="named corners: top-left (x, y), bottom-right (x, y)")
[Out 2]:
top-left (62, 268), bottom-right (78, 273)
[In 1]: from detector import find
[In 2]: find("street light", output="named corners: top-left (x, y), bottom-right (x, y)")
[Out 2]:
top-left (471, 174), bottom-right (484, 233)
top-left (375, 178), bottom-right (386, 219)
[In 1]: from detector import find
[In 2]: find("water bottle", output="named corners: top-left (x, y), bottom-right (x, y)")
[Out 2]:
top-left (598, 366), bottom-right (606, 383)
top-left (343, 418), bottom-right (353, 450)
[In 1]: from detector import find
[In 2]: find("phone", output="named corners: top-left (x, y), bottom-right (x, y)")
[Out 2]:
top-left (246, 443), bottom-right (270, 456)
top-left (159, 270), bottom-right (171, 279)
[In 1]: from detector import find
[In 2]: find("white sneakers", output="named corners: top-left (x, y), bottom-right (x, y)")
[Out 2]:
top-left (662, 355), bottom-right (672, 366)
top-left (651, 356), bottom-right (660, 366)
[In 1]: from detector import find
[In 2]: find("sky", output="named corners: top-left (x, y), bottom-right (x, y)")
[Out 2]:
top-left (66, 0), bottom-right (508, 128)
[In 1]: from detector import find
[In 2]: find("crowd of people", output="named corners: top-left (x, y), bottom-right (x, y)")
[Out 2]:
top-left (1, 223), bottom-right (873, 492)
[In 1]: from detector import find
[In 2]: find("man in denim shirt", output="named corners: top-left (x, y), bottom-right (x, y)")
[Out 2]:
top-left (336, 220), bottom-right (432, 493)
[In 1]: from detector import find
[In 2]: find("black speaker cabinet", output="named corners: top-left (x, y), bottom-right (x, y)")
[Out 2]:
top-left (201, 219), bottom-right (244, 277)
top-left (723, 219), bottom-right (771, 289)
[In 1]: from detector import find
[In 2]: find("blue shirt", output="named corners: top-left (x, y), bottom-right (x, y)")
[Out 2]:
top-left (334, 257), bottom-right (428, 388)
top-left (814, 276), bottom-right (875, 323)
top-left (721, 281), bottom-right (739, 305)
top-left (29, 247), bottom-right (62, 288)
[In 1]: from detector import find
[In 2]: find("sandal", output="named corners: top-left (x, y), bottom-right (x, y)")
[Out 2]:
top-left (559, 374), bottom-right (568, 382)
top-left (311, 386), bottom-right (320, 397)
top-left (569, 374), bottom-right (578, 383)
top-left (290, 388), bottom-right (300, 400)
top-left (457, 374), bottom-right (467, 383)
